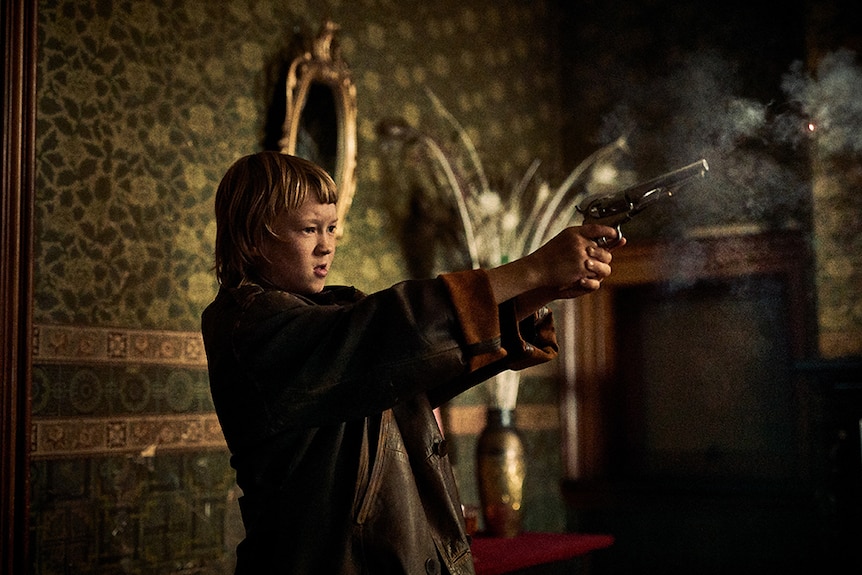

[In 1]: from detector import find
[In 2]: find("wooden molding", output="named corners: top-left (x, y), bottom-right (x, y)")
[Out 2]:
top-left (1, 1), bottom-right (37, 571)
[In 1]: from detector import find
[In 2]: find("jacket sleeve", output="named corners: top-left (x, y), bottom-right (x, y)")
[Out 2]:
top-left (205, 269), bottom-right (558, 445)
top-left (216, 271), bottom-right (513, 433)
top-left (428, 271), bottom-right (559, 407)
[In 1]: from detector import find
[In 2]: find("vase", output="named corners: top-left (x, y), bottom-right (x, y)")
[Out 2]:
top-left (476, 407), bottom-right (525, 538)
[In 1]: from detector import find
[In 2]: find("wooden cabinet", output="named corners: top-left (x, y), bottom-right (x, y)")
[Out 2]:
top-left (559, 231), bottom-right (824, 573)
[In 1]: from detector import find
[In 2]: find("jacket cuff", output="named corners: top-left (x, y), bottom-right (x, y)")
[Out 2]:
top-left (500, 299), bottom-right (559, 370)
top-left (439, 270), bottom-right (507, 371)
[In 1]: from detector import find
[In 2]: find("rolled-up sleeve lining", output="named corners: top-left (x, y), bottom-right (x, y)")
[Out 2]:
top-left (439, 270), bottom-right (508, 371)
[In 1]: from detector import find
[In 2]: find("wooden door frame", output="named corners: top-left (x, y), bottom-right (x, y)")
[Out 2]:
top-left (2, 1), bottom-right (37, 572)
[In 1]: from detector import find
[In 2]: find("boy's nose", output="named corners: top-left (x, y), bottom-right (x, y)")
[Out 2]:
top-left (317, 234), bottom-right (335, 254)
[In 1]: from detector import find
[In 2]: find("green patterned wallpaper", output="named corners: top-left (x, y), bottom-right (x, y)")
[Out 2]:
top-left (35, 0), bottom-right (564, 331)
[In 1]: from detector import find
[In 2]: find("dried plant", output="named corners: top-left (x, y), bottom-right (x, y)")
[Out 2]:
top-left (378, 89), bottom-right (628, 409)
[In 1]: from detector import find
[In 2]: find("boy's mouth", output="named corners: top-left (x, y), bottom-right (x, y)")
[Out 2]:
top-left (314, 264), bottom-right (328, 278)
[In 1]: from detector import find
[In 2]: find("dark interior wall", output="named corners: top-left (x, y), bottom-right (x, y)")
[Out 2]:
top-left (557, 0), bottom-right (808, 152)
top-left (557, 0), bottom-right (812, 234)
top-left (554, 1), bottom-right (862, 573)
top-left (556, 0), bottom-right (861, 354)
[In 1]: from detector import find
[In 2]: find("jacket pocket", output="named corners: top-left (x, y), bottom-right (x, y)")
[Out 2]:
top-left (354, 409), bottom-right (410, 524)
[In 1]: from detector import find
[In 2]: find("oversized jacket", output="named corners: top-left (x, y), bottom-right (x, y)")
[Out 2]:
top-left (201, 269), bottom-right (558, 575)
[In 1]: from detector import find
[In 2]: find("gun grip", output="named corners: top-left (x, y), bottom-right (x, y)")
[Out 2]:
top-left (595, 225), bottom-right (623, 249)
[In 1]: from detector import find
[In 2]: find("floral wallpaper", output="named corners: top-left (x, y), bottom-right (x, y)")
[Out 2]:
top-left (35, 0), bottom-right (564, 331)
top-left (811, 152), bottom-right (862, 358)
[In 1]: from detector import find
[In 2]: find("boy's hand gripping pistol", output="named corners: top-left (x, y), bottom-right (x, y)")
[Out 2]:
top-left (577, 159), bottom-right (709, 248)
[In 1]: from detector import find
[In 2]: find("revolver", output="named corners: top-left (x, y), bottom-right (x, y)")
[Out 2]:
top-left (577, 158), bottom-right (709, 247)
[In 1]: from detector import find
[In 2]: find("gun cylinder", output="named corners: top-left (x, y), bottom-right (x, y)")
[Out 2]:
top-left (577, 158), bottom-right (709, 247)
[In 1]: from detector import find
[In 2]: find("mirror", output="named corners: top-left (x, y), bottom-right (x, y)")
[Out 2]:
top-left (280, 20), bottom-right (357, 238)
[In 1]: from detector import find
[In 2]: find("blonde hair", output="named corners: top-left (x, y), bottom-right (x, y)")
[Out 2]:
top-left (214, 152), bottom-right (338, 287)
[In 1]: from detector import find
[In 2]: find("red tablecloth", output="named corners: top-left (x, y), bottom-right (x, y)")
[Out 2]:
top-left (471, 532), bottom-right (614, 575)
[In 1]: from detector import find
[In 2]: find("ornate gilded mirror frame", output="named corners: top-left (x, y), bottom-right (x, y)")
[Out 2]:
top-left (280, 20), bottom-right (357, 238)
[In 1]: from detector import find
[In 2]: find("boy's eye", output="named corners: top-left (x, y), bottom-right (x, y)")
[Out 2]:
top-left (327, 225), bottom-right (337, 234)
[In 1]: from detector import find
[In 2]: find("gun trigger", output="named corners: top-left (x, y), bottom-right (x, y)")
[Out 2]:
top-left (596, 225), bottom-right (623, 248)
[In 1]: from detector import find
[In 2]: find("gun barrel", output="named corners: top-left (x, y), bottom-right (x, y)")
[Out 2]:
top-left (625, 158), bottom-right (709, 204)
top-left (576, 158), bottom-right (709, 231)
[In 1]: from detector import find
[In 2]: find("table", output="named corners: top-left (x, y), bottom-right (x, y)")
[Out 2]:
top-left (471, 532), bottom-right (615, 575)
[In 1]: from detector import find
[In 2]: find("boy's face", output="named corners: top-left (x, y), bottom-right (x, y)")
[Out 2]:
top-left (257, 197), bottom-right (338, 294)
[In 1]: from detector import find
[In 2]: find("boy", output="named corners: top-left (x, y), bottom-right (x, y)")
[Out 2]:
top-left (202, 151), bottom-right (622, 574)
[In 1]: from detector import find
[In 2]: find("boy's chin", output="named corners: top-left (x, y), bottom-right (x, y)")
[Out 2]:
top-left (298, 279), bottom-right (327, 294)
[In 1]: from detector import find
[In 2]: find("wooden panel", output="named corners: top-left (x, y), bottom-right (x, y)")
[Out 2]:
top-left (560, 230), bottom-right (819, 573)
top-left (562, 230), bottom-right (813, 480)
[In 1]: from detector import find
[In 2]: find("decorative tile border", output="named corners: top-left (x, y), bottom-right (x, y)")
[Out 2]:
top-left (33, 324), bottom-right (207, 368)
top-left (30, 324), bottom-right (560, 457)
top-left (30, 406), bottom-right (560, 460)
top-left (31, 414), bottom-right (227, 459)
top-left (30, 405), bottom-right (558, 459)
